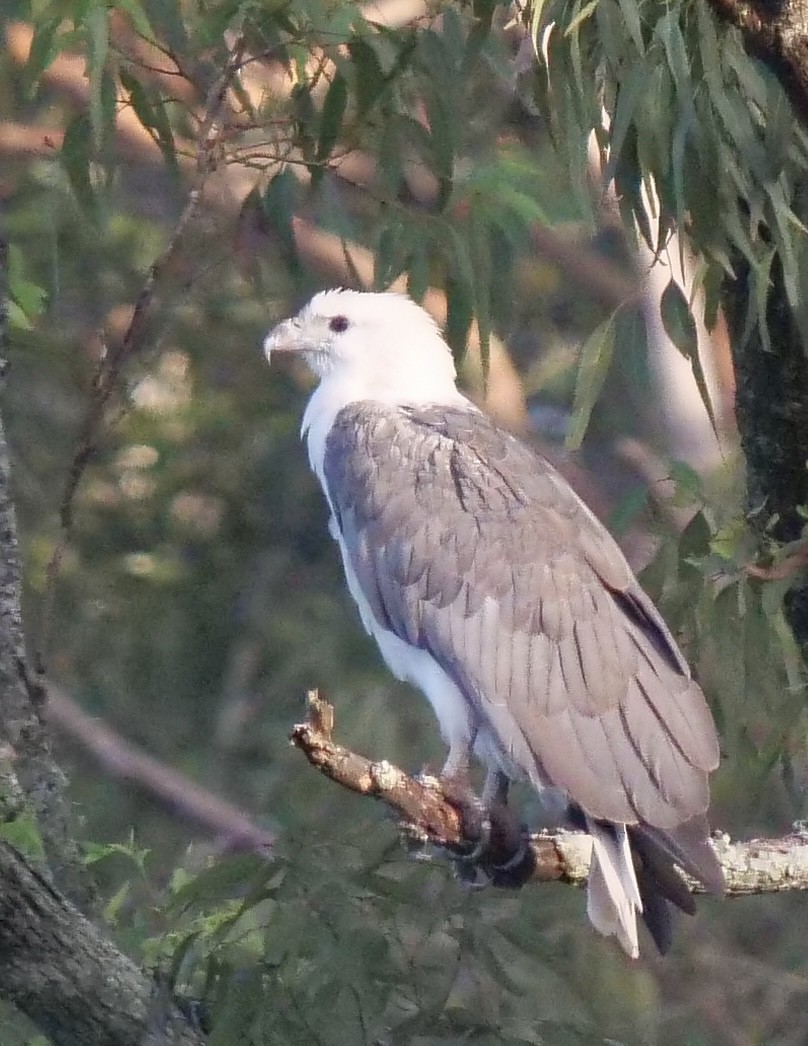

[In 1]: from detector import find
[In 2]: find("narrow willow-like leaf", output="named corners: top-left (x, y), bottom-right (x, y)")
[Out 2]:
top-left (763, 76), bottom-right (793, 181)
top-left (566, 311), bottom-right (618, 451)
top-left (595, 0), bottom-right (628, 70)
top-left (468, 199), bottom-right (492, 378)
top-left (61, 112), bottom-right (96, 214)
top-left (602, 60), bottom-right (649, 187)
top-left (7, 300), bottom-right (32, 330)
top-left (8, 245), bottom-right (47, 324)
top-left (119, 68), bottom-right (178, 174)
top-left (564, 0), bottom-right (599, 39)
top-left (422, 90), bottom-right (455, 207)
top-left (25, 16), bottom-right (64, 95)
top-left (655, 11), bottom-right (691, 98)
top-left (316, 72), bottom-right (348, 163)
top-left (615, 0), bottom-right (645, 53)
top-left (444, 270), bottom-right (474, 358)
top-left (406, 239), bottom-right (431, 302)
top-left (0, 810), bottom-right (46, 861)
top-left (347, 38), bottom-right (385, 115)
top-left (85, 3), bottom-right (110, 151)
top-left (374, 219), bottom-right (408, 289)
top-left (261, 170), bottom-right (300, 264)
top-left (529, 0), bottom-right (554, 53)
top-left (660, 279), bottom-right (719, 436)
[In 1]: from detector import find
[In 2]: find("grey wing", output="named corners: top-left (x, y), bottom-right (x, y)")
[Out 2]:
top-left (323, 404), bottom-right (719, 831)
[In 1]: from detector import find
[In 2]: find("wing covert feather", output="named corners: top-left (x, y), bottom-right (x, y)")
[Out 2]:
top-left (323, 403), bottom-right (719, 829)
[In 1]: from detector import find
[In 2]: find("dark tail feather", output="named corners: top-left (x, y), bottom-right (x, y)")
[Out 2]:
top-left (635, 865), bottom-right (673, 955)
top-left (635, 814), bottom-right (725, 895)
top-left (628, 815), bottom-right (724, 956)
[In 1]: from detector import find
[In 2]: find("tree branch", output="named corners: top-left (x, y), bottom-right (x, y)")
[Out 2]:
top-left (36, 31), bottom-right (248, 671)
top-left (706, 0), bottom-right (808, 122)
top-left (0, 239), bottom-right (95, 912)
top-left (0, 841), bottom-right (205, 1046)
top-left (291, 691), bottom-right (808, 897)
top-left (0, 242), bottom-right (204, 1043)
top-left (45, 682), bottom-right (275, 854)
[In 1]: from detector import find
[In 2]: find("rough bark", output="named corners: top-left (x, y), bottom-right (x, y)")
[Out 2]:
top-left (697, 2), bottom-right (808, 650)
top-left (292, 692), bottom-right (808, 897)
top-left (0, 238), bottom-right (207, 1044)
top-left (707, 0), bottom-right (808, 121)
top-left (0, 240), bottom-right (95, 910)
top-left (0, 841), bottom-right (206, 1046)
top-left (723, 252), bottom-right (808, 651)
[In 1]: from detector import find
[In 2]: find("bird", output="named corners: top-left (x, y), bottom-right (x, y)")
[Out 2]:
top-left (263, 288), bottom-right (723, 958)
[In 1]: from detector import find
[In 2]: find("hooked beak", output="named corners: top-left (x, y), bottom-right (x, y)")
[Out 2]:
top-left (263, 318), bottom-right (304, 363)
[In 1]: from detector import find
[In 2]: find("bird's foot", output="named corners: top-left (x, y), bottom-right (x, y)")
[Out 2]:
top-left (438, 773), bottom-right (535, 889)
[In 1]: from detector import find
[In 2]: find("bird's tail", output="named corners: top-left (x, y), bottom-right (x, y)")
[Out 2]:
top-left (585, 818), bottom-right (643, 959)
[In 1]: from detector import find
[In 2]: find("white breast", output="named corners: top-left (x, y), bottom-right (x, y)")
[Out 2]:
top-left (332, 522), bottom-right (477, 750)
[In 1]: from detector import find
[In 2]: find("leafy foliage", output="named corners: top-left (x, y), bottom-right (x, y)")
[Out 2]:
top-left (4, 0), bottom-right (808, 1042)
top-left (531, 0), bottom-right (808, 360)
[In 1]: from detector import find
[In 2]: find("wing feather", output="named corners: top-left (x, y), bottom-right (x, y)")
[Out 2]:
top-left (323, 403), bottom-right (719, 839)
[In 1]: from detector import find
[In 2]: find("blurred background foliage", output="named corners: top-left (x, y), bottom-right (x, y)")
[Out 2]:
top-left (2, 0), bottom-right (808, 1042)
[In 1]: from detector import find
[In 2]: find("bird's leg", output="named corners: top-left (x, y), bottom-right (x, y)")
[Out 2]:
top-left (481, 767), bottom-right (510, 808)
top-left (441, 762), bottom-right (534, 888)
top-left (482, 768), bottom-right (535, 887)
top-left (435, 733), bottom-right (492, 865)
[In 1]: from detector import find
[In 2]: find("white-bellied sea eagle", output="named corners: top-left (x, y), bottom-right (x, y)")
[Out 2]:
top-left (264, 288), bottom-right (723, 958)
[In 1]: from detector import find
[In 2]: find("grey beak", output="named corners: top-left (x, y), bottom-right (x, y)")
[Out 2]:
top-left (263, 319), bottom-right (303, 362)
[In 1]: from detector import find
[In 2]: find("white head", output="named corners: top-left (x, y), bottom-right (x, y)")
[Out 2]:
top-left (263, 289), bottom-right (460, 404)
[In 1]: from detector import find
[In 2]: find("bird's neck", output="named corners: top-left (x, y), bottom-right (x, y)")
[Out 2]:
top-left (301, 368), bottom-right (468, 487)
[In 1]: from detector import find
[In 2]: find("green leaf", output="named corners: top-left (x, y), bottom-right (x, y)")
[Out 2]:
top-left (602, 59), bottom-right (649, 187)
top-left (564, 0), bottom-right (599, 39)
top-left (261, 170), bottom-right (300, 264)
top-left (61, 113), bottom-right (96, 214)
top-left (763, 76), bottom-right (792, 181)
top-left (102, 881), bottom-right (132, 925)
top-left (660, 279), bottom-right (718, 436)
top-left (661, 278), bottom-right (698, 355)
top-left (668, 459), bottom-right (703, 506)
top-left (169, 854), bottom-right (269, 913)
top-left (407, 238), bottom-right (431, 302)
top-left (530, 0), bottom-right (554, 48)
top-left (468, 200), bottom-right (492, 377)
top-left (444, 272), bottom-right (474, 357)
top-left (566, 311), bottom-right (618, 450)
top-left (609, 484), bottom-right (648, 536)
top-left (0, 810), bottom-right (45, 860)
top-left (422, 91), bottom-right (455, 206)
top-left (7, 300), bottom-right (32, 331)
top-left (84, 3), bottom-right (110, 151)
top-left (8, 245), bottom-right (47, 323)
top-left (119, 68), bottom-right (178, 174)
top-left (655, 11), bottom-right (690, 99)
top-left (112, 0), bottom-right (153, 37)
top-left (25, 16), bottom-right (65, 94)
top-left (316, 72), bottom-right (348, 163)
top-left (82, 833), bottom-right (150, 873)
top-left (375, 218), bottom-right (408, 289)
top-left (472, 0), bottom-right (498, 30)
top-left (615, 0), bottom-right (645, 54)
top-left (347, 38), bottom-right (385, 115)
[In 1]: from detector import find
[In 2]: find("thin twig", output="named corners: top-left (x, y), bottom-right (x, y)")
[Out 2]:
top-left (46, 681), bottom-right (275, 853)
top-left (36, 35), bottom-right (247, 672)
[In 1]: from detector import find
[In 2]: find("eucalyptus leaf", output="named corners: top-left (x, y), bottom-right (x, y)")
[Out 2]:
top-left (660, 278), bottom-right (718, 435)
top-left (84, 3), bottom-right (110, 151)
top-left (316, 72), bottom-right (349, 163)
top-left (566, 310), bottom-right (618, 451)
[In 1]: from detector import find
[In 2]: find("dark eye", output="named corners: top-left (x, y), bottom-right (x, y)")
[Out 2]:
top-left (329, 315), bottom-right (349, 333)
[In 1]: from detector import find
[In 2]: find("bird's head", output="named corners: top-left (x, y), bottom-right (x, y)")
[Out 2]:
top-left (263, 289), bottom-right (459, 404)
